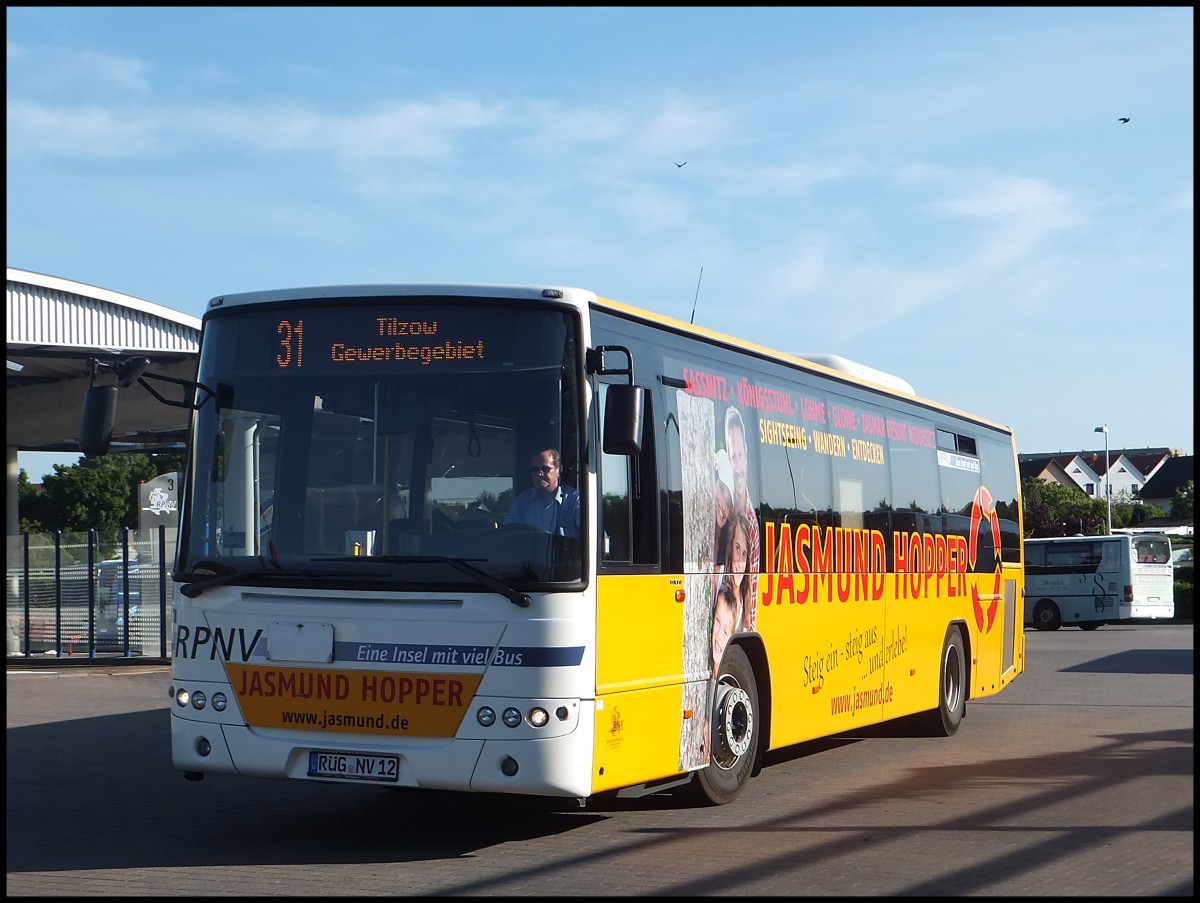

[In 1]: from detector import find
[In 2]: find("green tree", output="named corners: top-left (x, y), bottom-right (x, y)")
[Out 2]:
top-left (17, 468), bottom-right (51, 534)
top-left (1120, 499), bottom-right (1165, 527)
top-left (18, 452), bottom-right (183, 544)
top-left (1021, 478), bottom-right (1107, 537)
top-left (1021, 477), bottom-right (1182, 537)
top-left (1170, 480), bottom-right (1194, 518)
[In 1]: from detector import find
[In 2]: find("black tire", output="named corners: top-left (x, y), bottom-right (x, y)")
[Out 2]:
top-left (690, 644), bottom-right (760, 806)
top-left (1032, 599), bottom-right (1062, 632)
top-left (923, 624), bottom-right (966, 737)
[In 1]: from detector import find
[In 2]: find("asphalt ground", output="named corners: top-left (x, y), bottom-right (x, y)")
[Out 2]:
top-left (6, 623), bottom-right (1193, 896)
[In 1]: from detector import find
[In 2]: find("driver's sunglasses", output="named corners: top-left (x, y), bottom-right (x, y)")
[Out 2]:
top-left (532, 465), bottom-right (556, 474)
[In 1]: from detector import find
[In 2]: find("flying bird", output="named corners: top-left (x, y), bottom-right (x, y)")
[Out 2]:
top-left (1118, 117), bottom-right (1130, 123)
top-left (675, 161), bottom-right (686, 168)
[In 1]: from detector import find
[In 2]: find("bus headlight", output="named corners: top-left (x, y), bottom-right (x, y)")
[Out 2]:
top-left (191, 691), bottom-right (207, 710)
top-left (476, 704), bottom-right (554, 728)
top-left (175, 688), bottom-right (190, 707)
top-left (212, 693), bottom-right (228, 712)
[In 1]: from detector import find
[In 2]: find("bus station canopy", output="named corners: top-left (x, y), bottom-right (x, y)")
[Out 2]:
top-left (7, 267), bottom-right (200, 453)
top-left (7, 267), bottom-right (200, 535)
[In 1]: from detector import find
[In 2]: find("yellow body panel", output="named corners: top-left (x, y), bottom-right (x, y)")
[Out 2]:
top-left (595, 574), bottom-right (684, 694)
top-left (592, 574), bottom-right (705, 792)
top-left (590, 683), bottom-right (693, 794)
top-left (589, 562), bottom-right (1025, 792)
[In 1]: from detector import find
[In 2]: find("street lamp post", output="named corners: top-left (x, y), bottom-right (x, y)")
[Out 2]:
top-left (1094, 424), bottom-right (1112, 534)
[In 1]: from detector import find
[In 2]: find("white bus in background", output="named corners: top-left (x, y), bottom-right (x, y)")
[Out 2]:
top-left (1024, 534), bottom-right (1174, 631)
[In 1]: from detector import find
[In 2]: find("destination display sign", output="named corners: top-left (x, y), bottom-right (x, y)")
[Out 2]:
top-left (205, 302), bottom-right (573, 375)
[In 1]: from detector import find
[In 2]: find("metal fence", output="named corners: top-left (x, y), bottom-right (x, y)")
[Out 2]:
top-left (6, 527), bottom-right (176, 660)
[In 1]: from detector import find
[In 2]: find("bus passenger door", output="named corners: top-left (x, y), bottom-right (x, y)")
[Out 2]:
top-left (593, 370), bottom-right (690, 791)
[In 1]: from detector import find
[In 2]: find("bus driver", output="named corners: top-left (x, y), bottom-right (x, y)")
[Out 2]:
top-left (504, 448), bottom-right (581, 538)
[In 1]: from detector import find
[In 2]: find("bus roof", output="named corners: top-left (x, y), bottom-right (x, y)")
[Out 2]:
top-left (205, 283), bottom-right (587, 311)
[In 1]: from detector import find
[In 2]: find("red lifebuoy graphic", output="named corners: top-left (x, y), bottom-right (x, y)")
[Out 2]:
top-left (968, 487), bottom-right (1003, 633)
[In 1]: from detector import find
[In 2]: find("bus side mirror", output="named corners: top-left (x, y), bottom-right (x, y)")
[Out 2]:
top-left (79, 384), bottom-right (118, 456)
top-left (602, 385), bottom-right (646, 456)
top-left (114, 356), bottom-right (149, 388)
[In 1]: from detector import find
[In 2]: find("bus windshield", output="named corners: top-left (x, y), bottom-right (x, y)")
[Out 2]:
top-left (179, 297), bottom-right (585, 590)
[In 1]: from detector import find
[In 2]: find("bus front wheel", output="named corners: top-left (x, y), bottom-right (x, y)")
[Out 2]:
top-left (690, 644), bottom-right (760, 806)
top-left (1032, 600), bottom-right (1062, 632)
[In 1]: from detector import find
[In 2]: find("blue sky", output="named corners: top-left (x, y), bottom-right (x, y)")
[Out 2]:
top-left (8, 7), bottom-right (1194, 481)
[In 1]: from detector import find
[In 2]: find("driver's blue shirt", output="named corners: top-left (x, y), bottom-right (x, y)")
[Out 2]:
top-left (504, 484), bottom-right (580, 538)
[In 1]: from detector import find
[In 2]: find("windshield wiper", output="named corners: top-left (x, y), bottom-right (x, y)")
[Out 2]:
top-left (177, 567), bottom-right (354, 598)
top-left (319, 555), bottom-right (532, 608)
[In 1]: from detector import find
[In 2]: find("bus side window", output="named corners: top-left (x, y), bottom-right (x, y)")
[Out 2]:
top-left (600, 428), bottom-right (631, 562)
top-left (601, 482), bottom-right (630, 561)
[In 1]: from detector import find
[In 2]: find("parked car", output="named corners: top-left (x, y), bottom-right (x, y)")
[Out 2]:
top-left (95, 555), bottom-right (142, 652)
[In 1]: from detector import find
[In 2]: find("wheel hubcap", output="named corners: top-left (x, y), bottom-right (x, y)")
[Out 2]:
top-left (943, 643), bottom-right (962, 712)
top-left (712, 681), bottom-right (753, 768)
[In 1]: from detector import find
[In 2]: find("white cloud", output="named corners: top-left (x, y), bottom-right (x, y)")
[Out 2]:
top-left (8, 44), bottom-right (154, 96)
top-left (1167, 181), bottom-right (1193, 213)
top-left (6, 100), bottom-right (168, 156)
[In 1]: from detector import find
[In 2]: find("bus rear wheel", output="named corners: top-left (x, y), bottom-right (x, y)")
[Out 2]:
top-left (923, 624), bottom-right (966, 737)
top-left (1032, 600), bottom-right (1062, 631)
top-left (690, 644), bottom-right (759, 806)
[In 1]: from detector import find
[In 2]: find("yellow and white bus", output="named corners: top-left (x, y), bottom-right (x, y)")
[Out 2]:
top-left (82, 284), bottom-right (1025, 805)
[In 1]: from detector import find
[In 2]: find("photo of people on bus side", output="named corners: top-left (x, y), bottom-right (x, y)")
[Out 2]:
top-left (721, 406), bottom-right (760, 634)
top-left (711, 578), bottom-right (738, 672)
top-left (697, 402), bottom-right (762, 676)
top-left (713, 510), bottom-right (753, 647)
